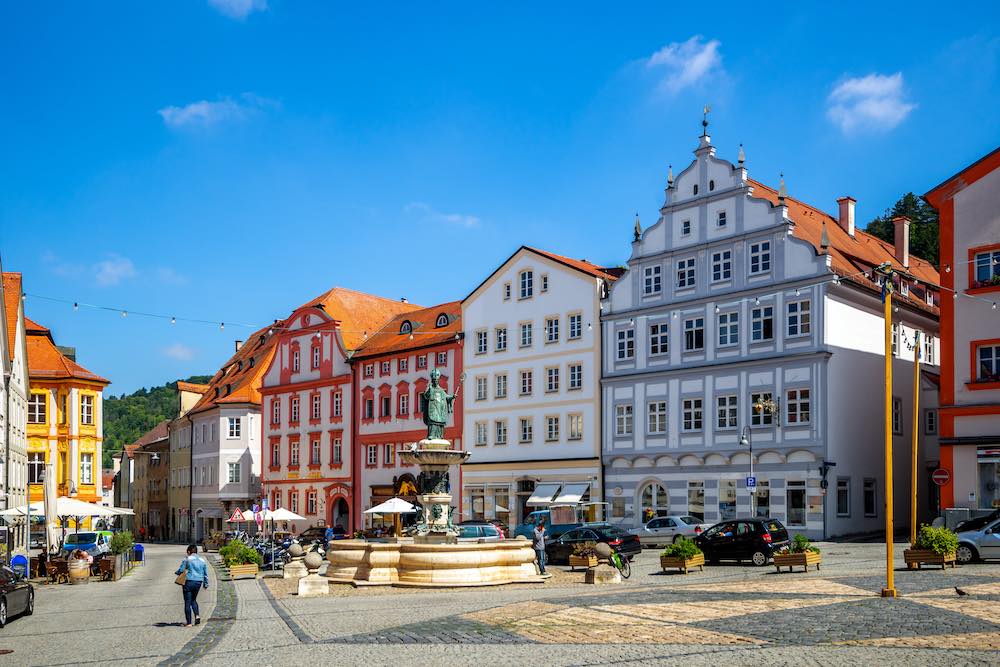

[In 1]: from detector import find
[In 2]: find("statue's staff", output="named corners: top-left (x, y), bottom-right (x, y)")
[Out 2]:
top-left (451, 372), bottom-right (466, 403)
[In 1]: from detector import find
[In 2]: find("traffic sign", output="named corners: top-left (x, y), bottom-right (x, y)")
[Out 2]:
top-left (746, 476), bottom-right (757, 488)
top-left (227, 507), bottom-right (244, 523)
top-left (931, 469), bottom-right (950, 486)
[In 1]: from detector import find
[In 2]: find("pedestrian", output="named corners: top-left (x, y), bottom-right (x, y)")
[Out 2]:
top-left (175, 544), bottom-right (209, 627)
top-left (324, 524), bottom-right (334, 546)
top-left (532, 519), bottom-right (547, 574)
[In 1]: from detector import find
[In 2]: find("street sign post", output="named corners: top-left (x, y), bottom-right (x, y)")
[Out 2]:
top-left (931, 469), bottom-right (951, 487)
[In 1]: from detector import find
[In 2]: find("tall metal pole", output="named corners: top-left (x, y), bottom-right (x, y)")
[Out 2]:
top-left (910, 332), bottom-right (921, 547)
top-left (882, 279), bottom-right (897, 598)
top-left (749, 432), bottom-right (754, 518)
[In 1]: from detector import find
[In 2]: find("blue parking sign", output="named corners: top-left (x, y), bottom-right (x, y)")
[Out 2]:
top-left (746, 476), bottom-right (756, 488)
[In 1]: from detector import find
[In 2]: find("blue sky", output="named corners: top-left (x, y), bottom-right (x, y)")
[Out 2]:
top-left (2, 1), bottom-right (998, 395)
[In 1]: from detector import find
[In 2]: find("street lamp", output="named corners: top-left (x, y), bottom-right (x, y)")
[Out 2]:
top-left (739, 426), bottom-right (754, 518)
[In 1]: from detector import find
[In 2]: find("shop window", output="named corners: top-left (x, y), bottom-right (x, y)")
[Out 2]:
top-left (786, 481), bottom-right (806, 526)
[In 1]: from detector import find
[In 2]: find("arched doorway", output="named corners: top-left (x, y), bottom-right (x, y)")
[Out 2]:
top-left (638, 482), bottom-right (669, 524)
top-left (329, 497), bottom-right (350, 533)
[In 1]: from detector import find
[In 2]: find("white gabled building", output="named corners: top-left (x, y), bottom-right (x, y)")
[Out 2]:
top-left (1, 271), bottom-right (29, 557)
top-left (602, 124), bottom-right (941, 538)
top-left (461, 247), bottom-right (621, 529)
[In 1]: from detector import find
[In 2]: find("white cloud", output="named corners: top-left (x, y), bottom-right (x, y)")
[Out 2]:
top-left (92, 255), bottom-right (137, 287)
top-left (41, 251), bottom-right (85, 279)
top-left (404, 202), bottom-right (481, 228)
top-left (208, 0), bottom-right (267, 20)
top-left (826, 72), bottom-right (916, 135)
top-left (164, 343), bottom-right (195, 361)
top-left (158, 93), bottom-right (278, 130)
top-left (645, 36), bottom-right (723, 94)
top-left (155, 267), bottom-right (189, 286)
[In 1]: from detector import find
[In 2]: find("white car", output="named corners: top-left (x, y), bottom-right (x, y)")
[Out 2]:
top-left (630, 515), bottom-right (708, 547)
top-left (956, 518), bottom-right (1000, 563)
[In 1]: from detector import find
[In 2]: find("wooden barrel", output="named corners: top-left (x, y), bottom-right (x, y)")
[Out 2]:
top-left (68, 558), bottom-right (90, 584)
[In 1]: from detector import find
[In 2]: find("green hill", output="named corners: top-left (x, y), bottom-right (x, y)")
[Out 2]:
top-left (103, 376), bottom-right (211, 467)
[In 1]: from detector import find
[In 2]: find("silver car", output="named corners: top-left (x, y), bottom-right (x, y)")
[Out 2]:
top-left (956, 518), bottom-right (1000, 564)
top-left (630, 515), bottom-right (708, 547)
top-left (456, 524), bottom-right (503, 543)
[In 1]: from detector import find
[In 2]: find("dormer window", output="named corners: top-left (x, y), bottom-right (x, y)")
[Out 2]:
top-left (681, 220), bottom-right (691, 236)
top-left (400, 320), bottom-right (413, 335)
top-left (693, 184), bottom-right (699, 195)
top-left (435, 313), bottom-right (449, 328)
top-left (709, 179), bottom-right (715, 191)
top-left (925, 290), bottom-right (934, 307)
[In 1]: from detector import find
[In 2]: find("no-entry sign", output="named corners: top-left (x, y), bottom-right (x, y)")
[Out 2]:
top-left (931, 468), bottom-right (951, 486)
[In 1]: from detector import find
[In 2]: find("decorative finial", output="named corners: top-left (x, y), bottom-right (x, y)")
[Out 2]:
top-left (820, 220), bottom-right (830, 253)
top-left (702, 104), bottom-right (711, 137)
top-left (633, 213), bottom-right (642, 242)
top-left (737, 143), bottom-right (745, 165)
top-left (667, 164), bottom-right (674, 186)
top-left (778, 172), bottom-right (787, 202)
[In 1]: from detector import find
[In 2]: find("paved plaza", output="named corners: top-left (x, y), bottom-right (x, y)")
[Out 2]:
top-left (2, 542), bottom-right (999, 665)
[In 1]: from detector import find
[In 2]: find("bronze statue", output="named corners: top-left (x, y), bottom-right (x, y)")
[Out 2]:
top-left (419, 368), bottom-right (462, 440)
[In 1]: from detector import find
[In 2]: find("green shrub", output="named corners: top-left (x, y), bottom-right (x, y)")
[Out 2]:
top-left (661, 537), bottom-right (702, 559)
top-left (572, 541), bottom-right (599, 558)
top-left (220, 542), bottom-right (263, 567)
top-left (109, 531), bottom-right (134, 555)
top-left (914, 524), bottom-right (959, 555)
top-left (783, 533), bottom-right (820, 555)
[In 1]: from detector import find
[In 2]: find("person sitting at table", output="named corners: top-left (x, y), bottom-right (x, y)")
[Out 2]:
top-left (72, 549), bottom-right (94, 565)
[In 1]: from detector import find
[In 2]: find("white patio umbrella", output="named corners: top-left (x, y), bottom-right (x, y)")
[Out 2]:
top-left (364, 497), bottom-right (416, 514)
top-left (53, 497), bottom-right (117, 517)
top-left (269, 508), bottom-right (308, 522)
top-left (0, 502), bottom-right (44, 517)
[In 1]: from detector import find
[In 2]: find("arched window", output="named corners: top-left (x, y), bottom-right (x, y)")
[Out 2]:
top-left (400, 320), bottom-right (412, 335)
top-left (640, 482), bottom-right (669, 520)
top-left (709, 179), bottom-right (715, 191)
top-left (435, 313), bottom-right (449, 328)
top-left (693, 184), bottom-right (699, 195)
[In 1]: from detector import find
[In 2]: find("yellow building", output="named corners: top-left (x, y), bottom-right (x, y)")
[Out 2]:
top-left (25, 317), bottom-right (110, 508)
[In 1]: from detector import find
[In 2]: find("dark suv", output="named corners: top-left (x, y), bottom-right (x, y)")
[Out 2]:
top-left (694, 518), bottom-right (790, 566)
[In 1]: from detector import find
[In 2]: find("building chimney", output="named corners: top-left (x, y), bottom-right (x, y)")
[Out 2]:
top-left (400, 297), bottom-right (408, 303)
top-left (234, 340), bottom-right (244, 352)
top-left (836, 196), bottom-right (856, 237)
top-left (892, 216), bottom-right (911, 268)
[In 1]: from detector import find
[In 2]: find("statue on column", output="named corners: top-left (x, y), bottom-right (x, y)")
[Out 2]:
top-left (419, 368), bottom-right (461, 440)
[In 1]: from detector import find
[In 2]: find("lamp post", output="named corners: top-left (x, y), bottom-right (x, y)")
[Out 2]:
top-left (874, 262), bottom-right (897, 598)
top-left (739, 426), bottom-right (754, 518)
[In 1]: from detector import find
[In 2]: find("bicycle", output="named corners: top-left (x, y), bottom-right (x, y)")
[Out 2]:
top-left (608, 549), bottom-right (631, 579)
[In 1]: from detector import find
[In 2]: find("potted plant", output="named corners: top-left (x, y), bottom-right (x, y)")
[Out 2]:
top-left (569, 541), bottom-right (599, 570)
top-left (773, 534), bottom-right (822, 573)
top-left (904, 524), bottom-right (958, 570)
top-left (659, 537), bottom-right (704, 574)
top-left (220, 542), bottom-right (263, 578)
top-left (105, 531), bottom-right (135, 581)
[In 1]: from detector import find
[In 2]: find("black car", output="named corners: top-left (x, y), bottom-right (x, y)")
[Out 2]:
top-left (0, 565), bottom-right (33, 628)
top-left (297, 527), bottom-right (329, 544)
top-left (545, 524), bottom-right (642, 564)
top-left (956, 509), bottom-right (1000, 534)
top-left (694, 518), bottom-right (790, 566)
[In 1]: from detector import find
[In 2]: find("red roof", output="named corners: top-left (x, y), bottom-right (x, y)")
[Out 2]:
top-left (353, 301), bottom-right (461, 359)
top-left (925, 145), bottom-right (1000, 206)
top-left (524, 247), bottom-right (624, 282)
top-left (25, 315), bottom-right (109, 384)
top-left (2, 273), bottom-right (22, 362)
top-left (296, 287), bottom-right (422, 351)
top-left (176, 381), bottom-right (210, 394)
top-left (126, 419), bottom-right (170, 458)
top-left (189, 323), bottom-right (281, 414)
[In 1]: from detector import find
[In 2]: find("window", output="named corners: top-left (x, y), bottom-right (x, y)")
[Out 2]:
top-left (681, 219), bottom-right (691, 235)
top-left (519, 370), bottom-right (533, 395)
top-left (836, 478), bottom-right (850, 517)
top-left (312, 346), bottom-right (320, 369)
top-left (333, 392), bottom-right (342, 418)
top-left (684, 317), bottom-right (704, 351)
top-left (926, 289), bottom-right (935, 306)
top-left (717, 210), bottom-right (727, 227)
top-left (495, 420), bottom-right (508, 445)
top-left (751, 392), bottom-right (774, 426)
top-left (648, 401), bottom-right (667, 434)
top-left (228, 462), bottom-right (241, 484)
top-left (751, 306), bottom-right (774, 342)
top-left (60, 394), bottom-right (67, 425)
top-left (891, 323), bottom-right (899, 356)
top-left (311, 439), bottom-right (321, 465)
top-left (311, 394), bottom-right (321, 420)
top-left (292, 350), bottom-right (300, 372)
top-left (719, 480), bottom-right (736, 520)
top-left (784, 388), bottom-right (811, 425)
top-left (682, 398), bottom-right (703, 431)
top-left (366, 445), bottom-right (377, 465)
top-left (786, 481), bottom-right (806, 526)
top-left (541, 274), bottom-right (549, 292)
top-left (568, 363), bottom-right (582, 390)
top-left (228, 417), bottom-right (241, 438)
top-left (332, 437), bottom-right (342, 464)
top-left (519, 270), bottom-right (533, 299)
top-left (687, 481), bottom-right (705, 521)
top-left (475, 330), bottom-right (487, 355)
top-left (677, 257), bottom-right (696, 288)
top-left (81, 395), bottom-right (94, 425)
top-left (615, 404), bottom-right (633, 436)
top-left (380, 395), bottom-right (391, 418)
top-left (978, 343), bottom-right (1000, 382)
top-left (290, 441), bottom-right (300, 466)
top-left (519, 418), bottom-right (532, 443)
top-left (28, 452), bottom-right (44, 484)
top-left (400, 320), bottom-right (412, 335)
top-left (545, 416), bottom-right (559, 442)
top-left (545, 317), bottom-right (559, 343)
top-left (384, 444), bottom-right (394, 465)
top-left (650, 323), bottom-right (669, 356)
top-left (436, 351), bottom-right (447, 366)
top-left (546, 367), bottom-right (559, 393)
top-left (475, 422), bottom-right (487, 446)
top-left (473, 376), bottom-right (486, 401)
top-left (495, 327), bottom-right (507, 352)
top-left (900, 281), bottom-right (909, 297)
top-left (712, 250), bottom-right (732, 281)
top-left (568, 314), bottom-right (582, 340)
top-left (307, 492), bottom-right (317, 515)
top-left (398, 358), bottom-right (408, 373)
top-left (863, 478), bottom-right (877, 517)
top-left (923, 335), bottom-right (935, 365)
top-left (290, 397), bottom-right (300, 423)
top-left (363, 398), bottom-right (374, 420)
top-left (503, 282), bottom-right (511, 300)
top-left (270, 442), bottom-right (280, 467)
top-left (787, 301), bottom-right (811, 337)
top-left (495, 374), bottom-right (508, 399)
top-left (380, 360), bottom-right (391, 375)
top-left (717, 395), bottom-right (738, 429)
top-left (417, 355), bottom-right (428, 369)
top-left (436, 313), bottom-right (449, 328)
top-left (925, 409), bottom-right (938, 435)
top-left (364, 363), bottom-right (375, 378)
top-left (27, 393), bottom-right (46, 424)
top-left (749, 240), bottom-right (771, 274)
top-left (290, 492), bottom-right (299, 515)
top-left (80, 453), bottom-right (93, 485)
top-left (644, 265), bottom-right (662, 295)
top-left (892, 396), bottom-right (903, 434)
top-left (974, 249), bottom-right (1000, 285)
top-left (718, 312), bottom-right (738, 347)
top-left (617, 328), bottom-right (635, 360)
top-left (520, 322), bottom-right (533, 347)
top-left (568, 414), bottom-right (583, 440)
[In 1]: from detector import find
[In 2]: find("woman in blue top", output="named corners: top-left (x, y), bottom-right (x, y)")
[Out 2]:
top-left (175, 544), bottom-right (209, 627)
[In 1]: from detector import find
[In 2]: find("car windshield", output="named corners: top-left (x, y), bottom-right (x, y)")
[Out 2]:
top-left (679, 516), bottom-right (701, 525)
top-left (457, 527), bottom-right (479, 538)
top-left (66, 533), bottom-right (98, 544)
top-left (596, 526), bottom-right (628, 538)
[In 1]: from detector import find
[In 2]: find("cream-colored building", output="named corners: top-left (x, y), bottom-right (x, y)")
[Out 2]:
top-left (168, 381), bottom-right (208, 542)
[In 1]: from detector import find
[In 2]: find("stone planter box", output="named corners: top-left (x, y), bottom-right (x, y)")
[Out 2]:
top-left (228, 563), bottom-right (259, 579)
top-left (904, 548), bottom-right (956, 570)
top-left (568, 555), bottom-right (598, 571)
top-left (659, 553), bottom-right (705, 574)
top-left (773, 550), bottom-right (822, 573)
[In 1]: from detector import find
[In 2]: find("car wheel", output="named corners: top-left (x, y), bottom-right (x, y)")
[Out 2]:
top-left (0, 597), bottom-right (6, 628)
top-left (956, 543), bottom-right (978, 564)
top-left (751, 551), bottom-right (768, 566)
top-left (25, 589), bottom-right (34, 616)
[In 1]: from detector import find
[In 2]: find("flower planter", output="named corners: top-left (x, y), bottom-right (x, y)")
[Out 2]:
top-left (773, 550), bottom-right (822, 573)
top-left (568, 555), bottom-right (598, 571)
top-left (228, 563), bottom-right (259, 579)
top-left (904, 548), bottom-right (956, 570)
top-left (659, 553), bottom-right (704, 574)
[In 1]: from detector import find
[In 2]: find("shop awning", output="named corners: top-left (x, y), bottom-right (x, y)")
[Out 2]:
top-left (552, 483), bottom-right (590, 505)
top-left (526, 483), bottom-right (561, 507)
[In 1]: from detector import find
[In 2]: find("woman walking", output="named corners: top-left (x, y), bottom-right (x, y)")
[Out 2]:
top-left (175, 544), bottom-right (209, 627)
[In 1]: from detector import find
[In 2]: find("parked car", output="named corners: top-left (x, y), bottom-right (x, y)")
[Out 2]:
top-left (512, 510), bottom-right (579, 541)
top-left (630, 515), bottom-right (708, 547)
top-left (458, 519), bottom-right (508, 539)
top-left (61, 532), bottom-right (110, 558)
top-left (456, 524), bottom-right (503, 542)
top-left (0, 565), bottom-right (34, 628)
top-left (297, 527), bottom-right (329, 543)
top-left (693, 518), bottom-right (790, 566)
top-left (956, 519), bottom-right (1000, 564)
top-left (955, 509), bottom-right (1000, 534)
top-left (544, 524), bottom-right (641, 564)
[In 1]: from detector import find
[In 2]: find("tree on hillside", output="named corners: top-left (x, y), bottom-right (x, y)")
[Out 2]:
top-left (864, 192), bottom-right (939, 268)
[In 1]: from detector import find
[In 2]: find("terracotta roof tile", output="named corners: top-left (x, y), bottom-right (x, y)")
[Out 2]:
top-left (298, 287), bottom-right (422, 351)
top-left (176, 381), bottom-right (210, 394)
top-left (524, 247), bottom-right (623, 282)
top-left (130, 420), bottom-right (170, 450)
top-left (353, 301), bottom-right (461, 359)
top-left (2, 273), bottom-right (22, 362)
top-left (188, 323), bottom-right (281, 414)
top-left (25, 315), bottom-right (109, 384)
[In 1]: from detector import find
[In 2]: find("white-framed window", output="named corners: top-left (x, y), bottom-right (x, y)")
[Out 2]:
top-left (892, 323), bottom-right (899, 356)
top-left (476, 330), bottom-right (487, 355)
top-left (81, 394), bottom-right (94, 425)
top-left (644, 265), bottom-right (662, 295)
top-left (227, 461), bottom-right (241, 483)
top-left (546, 367), bottom-right (559, 393)
top-left (751, 392), bottom-right (774, 426)
top-left (751, 305), bottom-right (774, 342)
top-left (333, 392), bottom-right (342, 417)
top-left (364, 363), bottom-right (375, 377)
top-left (367, 445), bottom-right (377, 465)
top-left (290, 397), bottom-right (300, 422)
top-left (28, 452), bottom-right (44, 484)
top-left (677, 257), bottom-right (696, 288)
top-left (681, 219), bottom-right (691, 235)
top-left (496, 373), bottom-right (508, 399)
top-left (380, 395), bottom-right (391, 417)
top-left (900, 281), bottom-right (909, 297)
top-left (650, 323), bottom-right (669, 356)
top-left (417, 355), bottom-right (428, 369)
top-left (545, 416), bottom-right (560, 442)
top-left (648, 401), bottom-right (667, 434)
top-left (495, 420), bottom-right (508, 445)
top-left (892, 396), bottom-right (903, 434)
top-left (568, 363), bottom-right (583, 390)
top-left (786, 389), bottom-right (811, 425)
top-left (568, 314), bottom-right (582, 340)
top-left (684, 317), bottom-right (704, 351)
top-left (923, 335), bottom-right (935, 365)
top-left (272, 399), bottom-right (281, 424)
top-left (863, 478), bottom-right (877, 517)
top-left (541, 274), bottom-right (549, 292)
top-left (519, 418), bottom-right (533, 443)
top-left (545, 317), bottom-right (559, 343)
top-left (520, 322), bottom-right (533, 347)
top-left (836, 478), bottom-right (850, 517)
top-left (292, 350), bottom-right (301, 372)
top-left (80, 453), bottom-right (93, 485)
top-left (311, 394), bottom-right (321, 420)
top-left (270, 442), bottom-right (280, 467)
top-left (290, 491), bottom-right (299, 515)
top-left (399, 357), bottom-right (409, 372)
top-left (495, 327), bottom-right (507, 352)
top-left (227, 417), bottom-right (241, 438)
top-left (712, 250), bottom-right (732, 282)
top-left (718, 312), bottom-right (738, 347)
top-left (977, 343), bottom-right (1000, 382)
top-left (562, 413), bottom-right (580, 440)
top-left (312, 346), bottom-right (321, 369)
top-left (974, 248), bottom-right (1000, 285)
top-left (615, 404), bottom-right (633, 436)
top-left (476, 376), bottom-right (487, 401)
top-left (682, 398), bottom-right (703, 431)
top-left (503, 282), bottom-right (511, 300)
top-left (436, 351), bottom-right (447, 365)
top-left (27, 393), bottom-right (46, 424)
top-left (520, 370), bottom-right (533, 396)
top-left (749, 240), bottom-right (771, 274)
top-left (475, 422), bottom-right (487, 446)
top-left (519, 270), bottom-right (533, 299)
top-left (307, 491), bottom-right (317, 515)
top-left (384, 443), bottom-right (394, 465)
top-left (617, 328), bottom-right (635, 360)
top-left (332, 438), bottom-right (342, 464)
top-left (787, 300), bottom-right (811, 337)
top-left (363, 398), bottom-right (374, 420)
top-left (716, 395), bottom-right (738, 429)
top-left (925, 289), bottom-right (935, 307)
top-left (291, 441), bottom-right (300, 466)
top-left (310, 439), bottom-right (321, 465)
top-left (717, 210), bottom-right (727, 227)
top-left (924, 409), bottom-right (937, 434)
